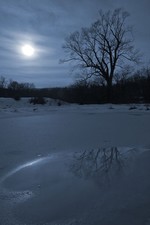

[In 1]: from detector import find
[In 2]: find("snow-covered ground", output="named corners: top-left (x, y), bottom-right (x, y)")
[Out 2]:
top-left (0, 98), bottom-right (150, 225)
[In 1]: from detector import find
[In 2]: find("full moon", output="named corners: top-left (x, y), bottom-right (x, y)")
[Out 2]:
top-left (21, 44), bottom-right (35, 57)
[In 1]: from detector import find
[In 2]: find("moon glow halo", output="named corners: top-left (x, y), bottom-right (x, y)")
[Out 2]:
top-left (21, 44), bottom-right (35, 57)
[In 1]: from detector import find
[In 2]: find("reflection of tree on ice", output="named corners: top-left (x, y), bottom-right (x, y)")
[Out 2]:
top-left (70, 147), bottom-right (135, 187)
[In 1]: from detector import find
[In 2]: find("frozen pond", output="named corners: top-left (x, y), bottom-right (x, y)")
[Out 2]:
top-left (0, 108), bottom-right (150, 224)
top-left (0, 148), bottom-right (150, 225)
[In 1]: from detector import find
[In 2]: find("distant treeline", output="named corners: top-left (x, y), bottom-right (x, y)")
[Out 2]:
top-left (0, 68), bottom-right (150, 104)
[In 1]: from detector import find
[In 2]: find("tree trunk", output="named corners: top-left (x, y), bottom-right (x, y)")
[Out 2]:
top-left (106, 79), bottom-right (113, 103)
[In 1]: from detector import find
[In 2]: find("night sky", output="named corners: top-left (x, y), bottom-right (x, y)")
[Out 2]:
top-left (0, 0), bottom-right (150, 87)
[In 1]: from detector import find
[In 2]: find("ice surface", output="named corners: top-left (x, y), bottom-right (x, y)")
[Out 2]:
top-left (0, 98), bottom-right (150, 224)
top-left (0, 149), bottom-right (150, 225)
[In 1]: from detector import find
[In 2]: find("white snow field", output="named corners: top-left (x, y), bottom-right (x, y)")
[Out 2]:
top-left (0, 98), bottom-right (150, 225)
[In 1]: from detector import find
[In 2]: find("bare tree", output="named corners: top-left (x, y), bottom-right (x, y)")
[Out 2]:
top-left (0, 76), bottom-right (7, 89)
top-left (8, 80), bottom-right (35, 91)
top-left (62, 8), bottom-right (141, 101)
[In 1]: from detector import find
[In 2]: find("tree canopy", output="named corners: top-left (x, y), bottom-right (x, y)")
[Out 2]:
top-left (62, 8), bottom-right (141, 101)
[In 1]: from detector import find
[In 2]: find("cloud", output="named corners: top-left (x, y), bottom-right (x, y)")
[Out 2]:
top-left (0, 0), bottom-right (149, 87)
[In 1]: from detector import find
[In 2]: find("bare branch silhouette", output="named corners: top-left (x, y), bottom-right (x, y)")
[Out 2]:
top-left (62, 8), bottom-right (141, 101)
top-left (70, 147), bottom-right (128, 187)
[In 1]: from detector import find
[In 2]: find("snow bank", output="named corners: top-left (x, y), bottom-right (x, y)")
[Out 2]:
top-left (0, 97), bottom-right (150, 119)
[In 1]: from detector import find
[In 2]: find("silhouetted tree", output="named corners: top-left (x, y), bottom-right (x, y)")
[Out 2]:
top-left (0, 76), bottom-right (7, 88)
top-left (8, 80), bottom-right (35, 91)
top-left (62, 8), bottom-right (141, 102)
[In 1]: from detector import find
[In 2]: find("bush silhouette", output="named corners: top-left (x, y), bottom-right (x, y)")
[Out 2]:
top-left (29, 97), bottom-right (47, 105)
